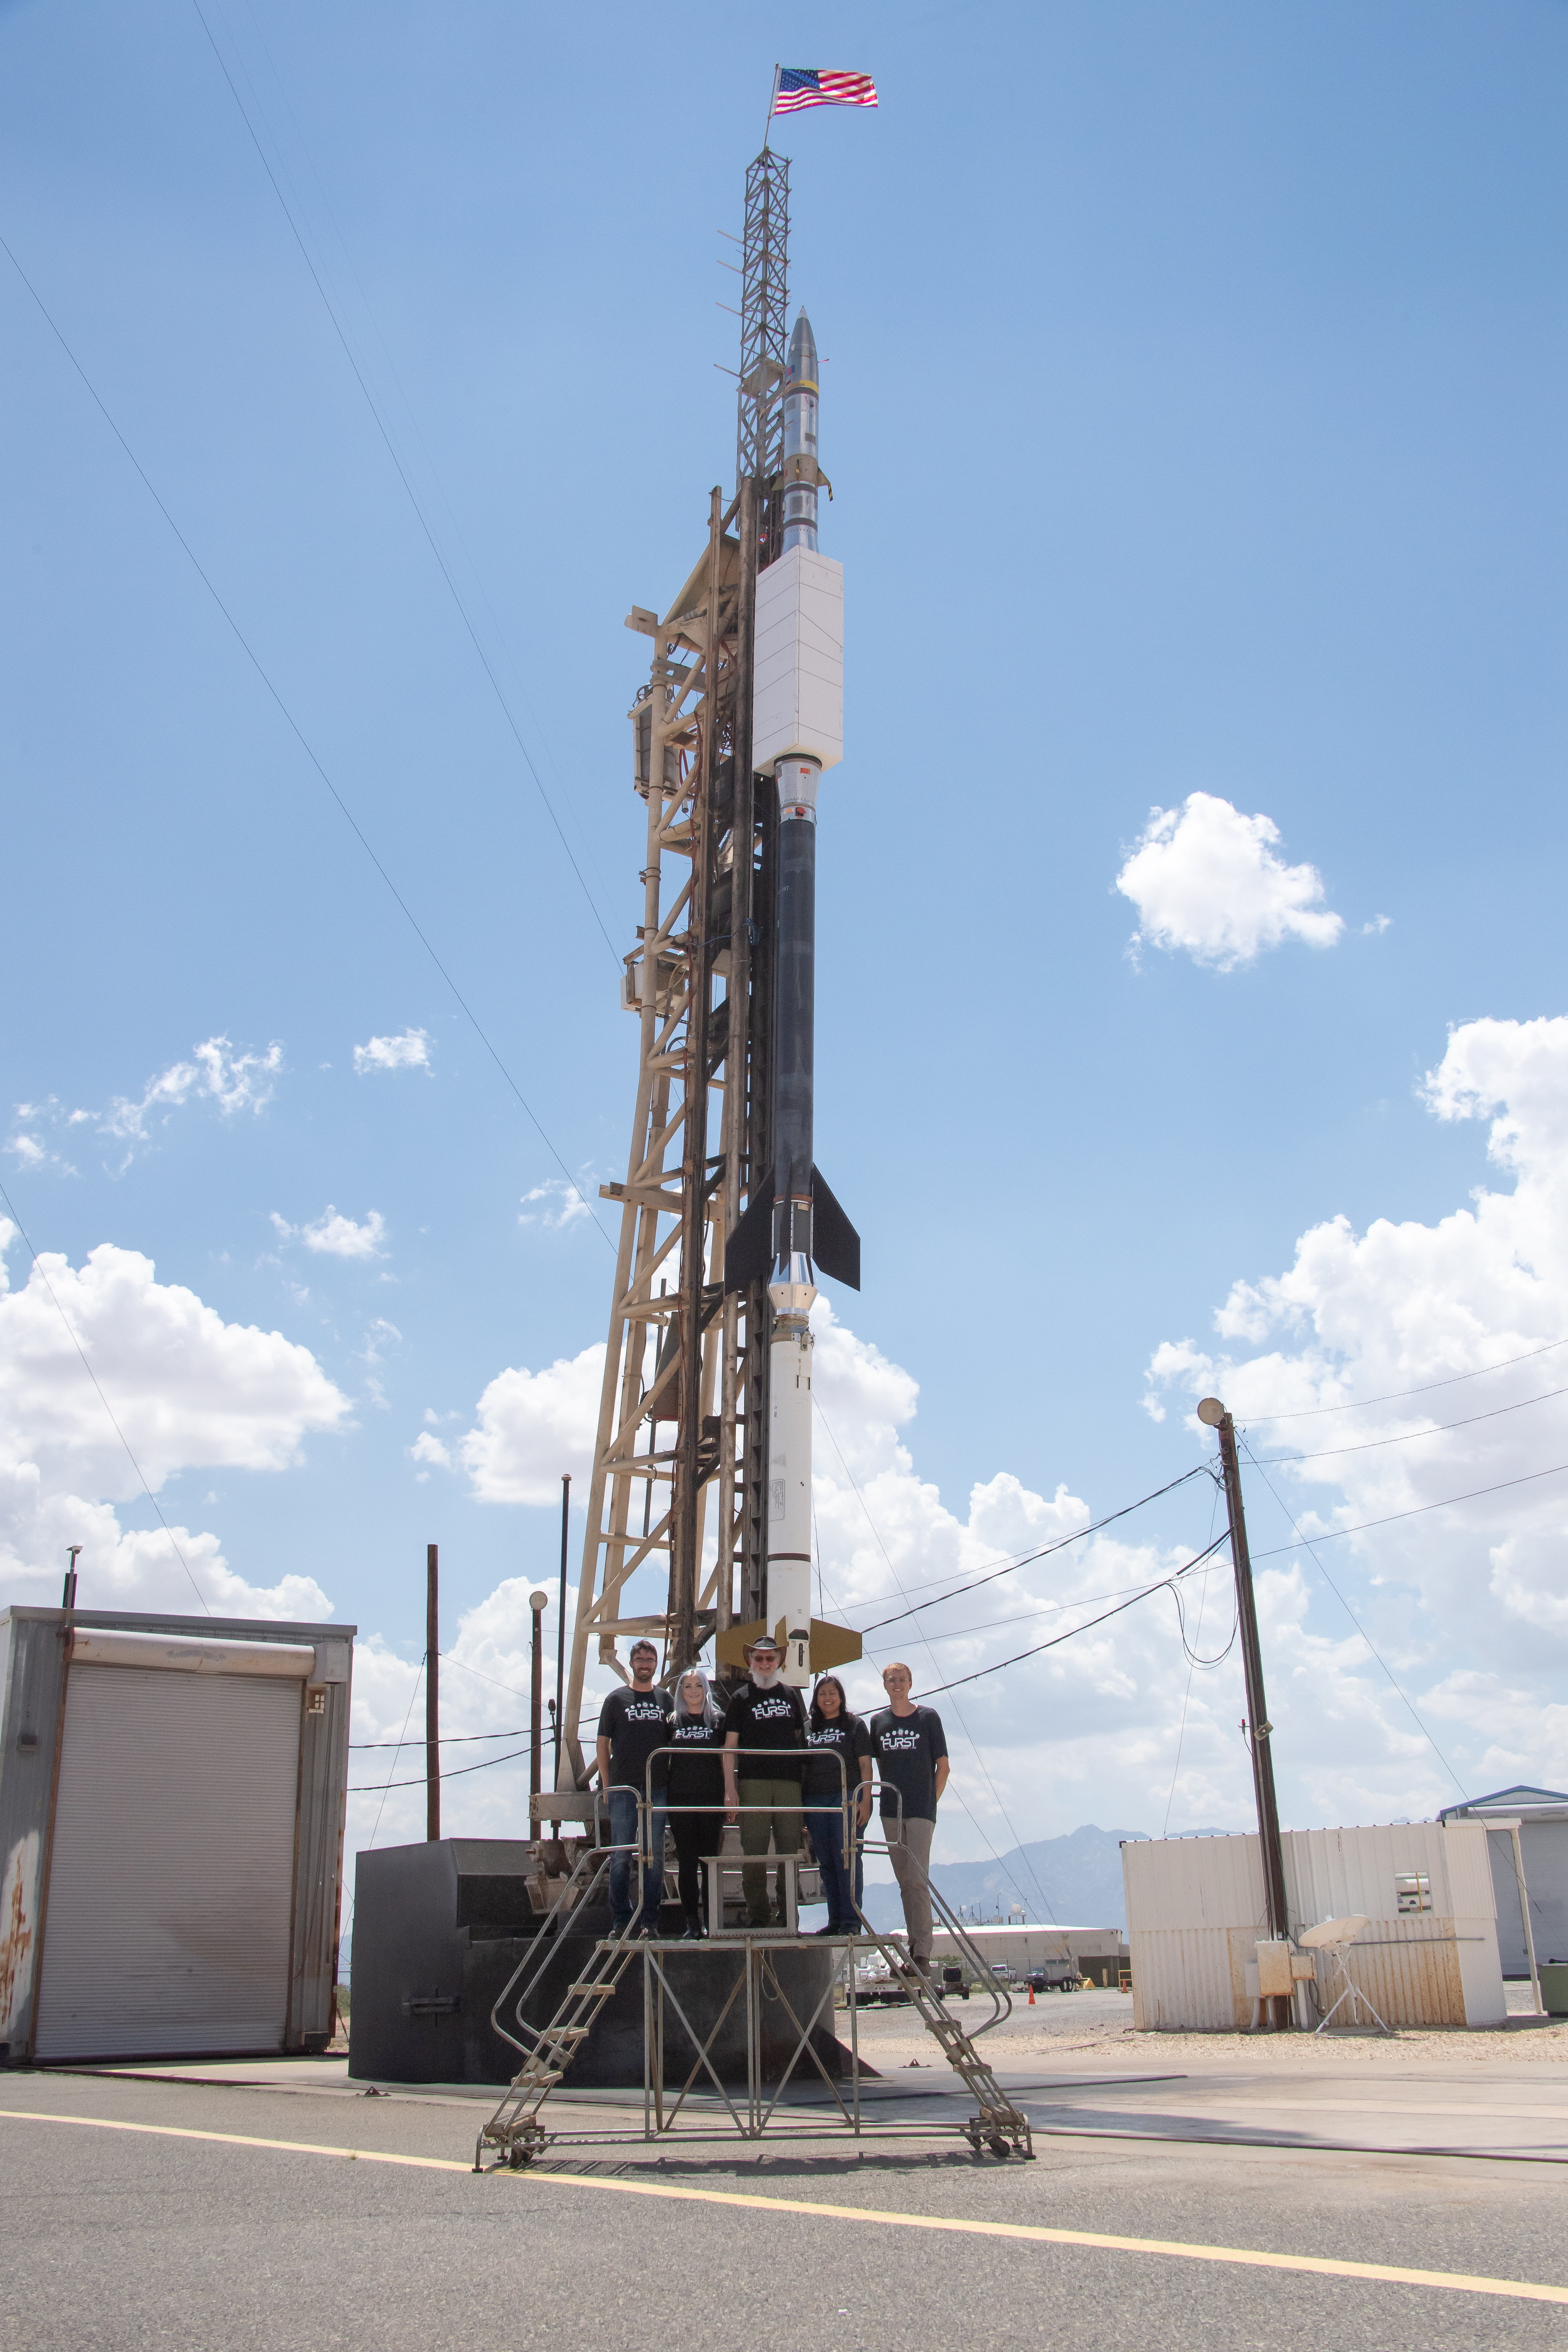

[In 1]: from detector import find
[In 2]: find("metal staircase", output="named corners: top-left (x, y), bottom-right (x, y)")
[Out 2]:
top-left (473, 1834), bottom-right (1034, 2167)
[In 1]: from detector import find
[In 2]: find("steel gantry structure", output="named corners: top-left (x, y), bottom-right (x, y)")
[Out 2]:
top-left (558, 153), bottom-right (793, 1759)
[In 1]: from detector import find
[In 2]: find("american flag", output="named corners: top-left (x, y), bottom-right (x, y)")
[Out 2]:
top-left (770, 68), bottom-right (879, 117)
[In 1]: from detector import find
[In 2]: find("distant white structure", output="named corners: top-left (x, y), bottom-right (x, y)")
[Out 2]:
top-left (1122, 1822), bottom-right (1507, 2031)
top-left (930, 1922), bottom-right (1126, 1981)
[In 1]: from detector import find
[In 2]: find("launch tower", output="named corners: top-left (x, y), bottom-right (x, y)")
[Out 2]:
top-left (559, 146), bottom-right (858, 1761)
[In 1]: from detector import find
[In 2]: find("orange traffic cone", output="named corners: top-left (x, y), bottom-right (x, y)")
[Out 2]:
top-left (1028, 1984), bottom-right (1036, 2005)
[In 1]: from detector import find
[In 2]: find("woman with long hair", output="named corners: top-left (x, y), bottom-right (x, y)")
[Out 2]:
top-left (660, 1667), bottom-right (726, 1937)
top-left (804, 1675), bottom-right (873, 1934)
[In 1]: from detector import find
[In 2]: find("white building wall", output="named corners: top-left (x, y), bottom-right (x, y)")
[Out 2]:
top-left (1123, 1823), bottom-right (1505, 2031)
top-left (753, 547), bottom-right (844, 773)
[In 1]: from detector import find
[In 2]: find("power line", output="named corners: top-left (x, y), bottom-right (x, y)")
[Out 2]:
top-left (351, 1725), bottom-right (528, 1749)
top-left (1252, 1382), bottom-right (1568, 1465)
top-left (1239, 1440), bottom-right (1470, 1801)
top-left (857, 1464), bottom-right (1213, 1635)
top-left (365, 1655), bottom-right (425, 1842)
top-left (917, 1532), bottom-right (1232, 1700)
top-left (1249, 1458), bottom-right (1568, 1559)
top-left (0, 229), bottom-right (613, 1251)
top-left (351, 1738), bottom-right (534, 1795)
top-left (1238, 1337), bottom-right (1568, 1423)
top-left (189, 0), bottom-right (623, 967)
top-left (0, 1181), bottom-right (212, 1617)
top-left (884, 1564), bottom-right (1230, 1648)
top-left (1163, 1482), bottom-right (1222, 1837)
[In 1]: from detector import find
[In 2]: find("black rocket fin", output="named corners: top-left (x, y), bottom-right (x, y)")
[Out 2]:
top-left (724, 1182), bottom-right (774, 1294)
top-left (811, 1165), bottom-right (861, 1291)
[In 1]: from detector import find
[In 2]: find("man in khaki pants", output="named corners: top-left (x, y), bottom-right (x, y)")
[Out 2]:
top-left (869, 1662), bottom-right (949, 1974)
top-left (722, 1636), bottom-right (808, 1927)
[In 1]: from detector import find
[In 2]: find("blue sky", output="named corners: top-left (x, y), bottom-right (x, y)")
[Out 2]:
top-left (5, 1), bottom-right (1568, 1885)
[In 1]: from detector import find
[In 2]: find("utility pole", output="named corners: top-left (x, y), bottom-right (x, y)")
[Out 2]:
top-left (63, 1544), bottom-right (82, 1611)
top-left (1198, 1398), bottom-right (1290, 2023)
top-left (425, 1543), bottom-right (440, 1843)
top-left (528, 1590), bottom-right (549, 1811)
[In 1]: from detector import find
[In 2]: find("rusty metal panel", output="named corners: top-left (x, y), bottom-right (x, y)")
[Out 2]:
top-left (288, 1630), bottom-right (354, 2046)
top-left (0, 1611), bottom-right (68, 2059)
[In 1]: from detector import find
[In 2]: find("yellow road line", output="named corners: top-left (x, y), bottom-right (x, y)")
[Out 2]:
top-left (3, 2108), bottom-right (1565, 2306)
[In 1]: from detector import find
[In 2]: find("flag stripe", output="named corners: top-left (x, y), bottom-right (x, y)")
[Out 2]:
top-left (773, 69), bottom-right (877, 114)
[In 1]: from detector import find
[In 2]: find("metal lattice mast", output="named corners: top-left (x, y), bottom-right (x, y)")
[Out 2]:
top-left (737, 150), bottom-right (789, 514)
top-left (557, 153), bottom-right (786, 1767)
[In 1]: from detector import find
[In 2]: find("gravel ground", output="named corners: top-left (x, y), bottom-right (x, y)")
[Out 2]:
top-left (845, 1985), bottom-right (1568, 2073)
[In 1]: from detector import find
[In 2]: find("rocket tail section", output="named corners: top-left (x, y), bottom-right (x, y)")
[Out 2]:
top-left (721, 1163), bottom-right (860, 1294)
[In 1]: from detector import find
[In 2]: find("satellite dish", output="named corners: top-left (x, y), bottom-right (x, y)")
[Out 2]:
top-left (1196, 1397), bottom-right (1227, 1428)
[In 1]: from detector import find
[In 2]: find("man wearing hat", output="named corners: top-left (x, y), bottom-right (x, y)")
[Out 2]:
top-left (721, 1636), bottom-right (808, 1928)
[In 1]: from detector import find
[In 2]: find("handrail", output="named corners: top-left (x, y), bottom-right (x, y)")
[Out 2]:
top-left (486, 1842), bottom-right (618, 2057)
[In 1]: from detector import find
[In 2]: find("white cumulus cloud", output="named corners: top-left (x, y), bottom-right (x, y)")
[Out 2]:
top-left (1143, 1012), bottom-right (1568, 1810)
top-left (354, 1029), bottom-right (431, 1075)
top-left (0, 1221), bottom-right (348, 1617)
top-left (272, 1206), bottom-right (389, 1261)
top-left (518, 1179), bottom-right (592, 1230)
top-left (1115, 792), bottom-right (1344, 969)
top-left (104, 1036), bottom-right (283, 1146)
top-left (458, 1345), bottom-right (604, 1503)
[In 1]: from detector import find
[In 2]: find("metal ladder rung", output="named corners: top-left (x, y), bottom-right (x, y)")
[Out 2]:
top-left (567, 1981), bottom-right (618, 1999)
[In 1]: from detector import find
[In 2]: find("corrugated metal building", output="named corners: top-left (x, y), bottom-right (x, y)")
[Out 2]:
top-left (1123, 1820), bottom-right (1506, 2031)
top-left (1438, 1785), bottom-right (1568, 1974)
top-left (0, 1607), bottom-right (353, 2063)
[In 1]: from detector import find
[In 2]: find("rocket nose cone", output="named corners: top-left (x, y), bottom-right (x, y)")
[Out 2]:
top-left (786, 309), bottom-right (818, 390)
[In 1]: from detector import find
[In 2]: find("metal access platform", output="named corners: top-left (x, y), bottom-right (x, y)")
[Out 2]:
top-left (473, 1820), bottom-right (1035, 2172)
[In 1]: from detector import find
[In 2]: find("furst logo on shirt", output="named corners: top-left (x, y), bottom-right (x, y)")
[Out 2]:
top-left (878, 1725), bottom-right (923, 1752)
top-left (623, 1698), bottom-right (667, 1723)
top-left (750, 1694), bottom-right (798, 1723)
top-left (807, 1726), bottom-right (847, 1747)
top-left (671, 1720), bottom-right (710, 1741)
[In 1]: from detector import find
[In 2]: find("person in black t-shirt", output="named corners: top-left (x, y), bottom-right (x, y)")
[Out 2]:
top-left (803, 1677), bottom-right (873, 1933)
top-left (656, 1668), bottom-right (725, 1936)
top-left (868, 1661), bottom-right (949, 1970)
top-left (721, 1637), bottom-right (808, 1927)
top-left (596, 1640), bottom-right (673, 1934)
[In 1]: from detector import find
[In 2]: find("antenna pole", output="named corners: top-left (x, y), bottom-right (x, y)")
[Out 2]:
top-left (425, 1543), bottom-right (440, 1842)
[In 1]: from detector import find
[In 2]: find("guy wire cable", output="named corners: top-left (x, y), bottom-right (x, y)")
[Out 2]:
top-left (189, 0), bottom-right (623, 969)
top-left (0, 231), bottom-right (613, 1250)
top-left (365, 1658), bottom-right (426, 1843)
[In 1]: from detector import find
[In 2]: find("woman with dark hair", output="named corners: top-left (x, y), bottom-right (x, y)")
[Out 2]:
top-left (804, 1676), bottom-right (873, 1934)
top-left (660, 1668), bottom-right (726, 1937)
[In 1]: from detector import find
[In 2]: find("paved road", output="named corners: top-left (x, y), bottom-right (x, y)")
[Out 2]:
top-left (3, 2067), bottom-right (1567, 2351)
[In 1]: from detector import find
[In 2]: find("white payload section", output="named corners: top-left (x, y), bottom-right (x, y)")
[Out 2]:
top-left (753, 545), bottom-right (844, 773)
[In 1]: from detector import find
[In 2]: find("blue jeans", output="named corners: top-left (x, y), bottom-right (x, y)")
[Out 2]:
top-left (606, 1789), bottom-right (667, 1932)
top-left (807, 1800), bottom-right (856, 1928)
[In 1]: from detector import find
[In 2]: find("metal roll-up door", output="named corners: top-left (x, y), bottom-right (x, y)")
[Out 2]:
top-left (35, 1663), bottom-right (301, 2059)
